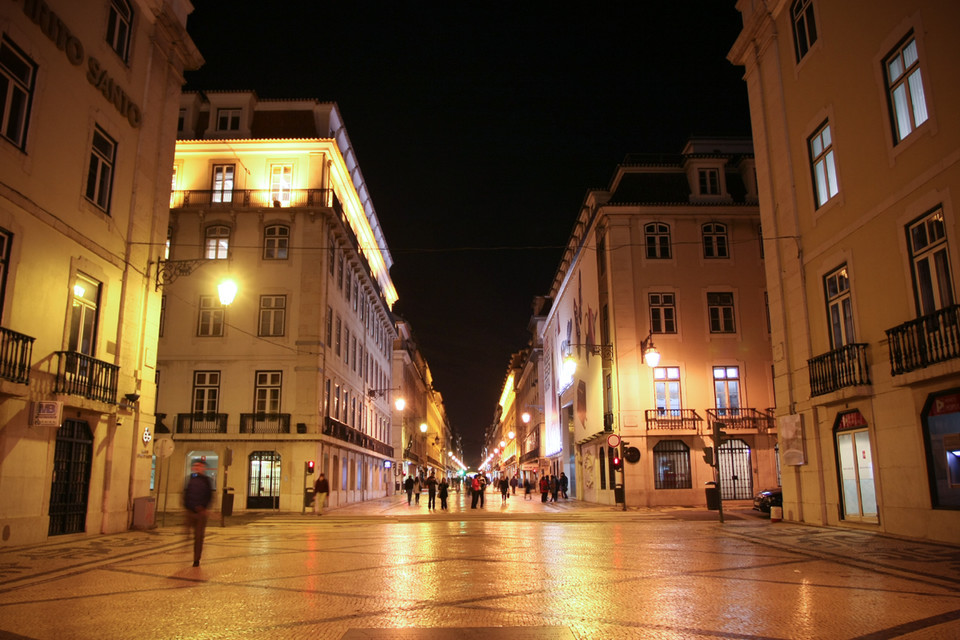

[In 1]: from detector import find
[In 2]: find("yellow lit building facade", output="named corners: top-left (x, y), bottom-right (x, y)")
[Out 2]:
top-left (156, 92), bottom-right (399, 514)
top-left (0, 0), bottom-right (200, 545)
top-left (730, 0), bottom-right (960, 542)
top-left (543, 139), bottom-right (778, 507)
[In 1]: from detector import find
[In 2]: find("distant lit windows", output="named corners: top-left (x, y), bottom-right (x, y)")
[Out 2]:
top-left (0, 37), bottom-right (36, 150)
top-left (886, 34), bottom-right (929, 144)
top-left (698, 168), bottom-right (720, 196)
top-left (649, 293), bottom-right (676, 334)
top-left (165, 225), bottom-right (172, 260)
top-left (791, 0), bottom-right (818, 62)
top-left (85, 126), bottom-right (116, 213)
top-left (908, 208), bottom-right (954, 317)
top-left (825, 265), bottom-right (855, 348)
top-left (259, 295), bottom-right (286, 337)
top-left (707, 292), bottom-right (736, 333)
top-left (270, 164), bottom-right (292, 205)
top-left (809, 122), bottom-right (838, 208)
top-left (216, 108), bottom-right (241, 131)
top-left (204, 225), bottom-right (230, 260)
top-left (211, 164), bottom-right (234, 203)
top-left (69, 273), bottom-right (101, 356)
top-left (263, 225), bottom-right (289, 260)
top-left (645, 223), bottom-right (672, 259)
top-left (106, 0), bottom-right (132, 62)
top-left (197, 296), bottom-right (224, 337)
top-left (713, 366), bottom-right (741, 411)
top-left (702, 222), bottom-right (729, 258)
top-left (653, 440), bottom-right (691, 489)
top-left (654, 367), bottom-right (682, 411)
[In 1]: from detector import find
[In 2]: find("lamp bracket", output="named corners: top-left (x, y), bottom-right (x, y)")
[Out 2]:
top-left (569, 343), bottom-right (615, 359)
top-left (155, 257), bottom-right (207, 290)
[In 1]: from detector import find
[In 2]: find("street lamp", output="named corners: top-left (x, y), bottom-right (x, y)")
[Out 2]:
top-left (155, 257), bottom-right (238, 305)
top-left (641, 332), bottom-right (661, 367)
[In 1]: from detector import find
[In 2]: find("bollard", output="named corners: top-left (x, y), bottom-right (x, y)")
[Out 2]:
top-left (769, 505), bottom-right (783, 522)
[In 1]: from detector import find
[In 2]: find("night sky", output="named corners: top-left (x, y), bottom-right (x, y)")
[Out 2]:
top-left (182, 2), bottom-right (752, 464)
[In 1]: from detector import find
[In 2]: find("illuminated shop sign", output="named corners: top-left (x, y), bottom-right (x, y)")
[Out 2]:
top-left (16, 0), bottom-right (143, 128)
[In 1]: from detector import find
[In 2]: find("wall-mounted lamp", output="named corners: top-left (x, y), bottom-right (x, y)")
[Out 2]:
top-left (119, 392), bottom-right (140, 411)
top-left (155, 257), bottom-right (238, 305)
top-left (367, 387), bottom-right (399, 399)
top-left (419, 422), bottom-right (428, 433)
top-left (641, 332), bottom-right (661, 368)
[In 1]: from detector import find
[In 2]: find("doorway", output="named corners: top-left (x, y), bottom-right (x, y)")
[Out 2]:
top-left (248, 451), bottom-right (281, 509)
top-left (718, 438), bottom-right (753, 499)
top-left (48, 419), bottom-right (93, 536)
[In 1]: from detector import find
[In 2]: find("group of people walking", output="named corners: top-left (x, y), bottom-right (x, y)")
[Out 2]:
top-left (403, 472), bottom-right (450, 509)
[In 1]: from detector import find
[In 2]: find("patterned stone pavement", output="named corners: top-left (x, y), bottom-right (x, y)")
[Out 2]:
top-left (0, 492), bottom-right (958, 640)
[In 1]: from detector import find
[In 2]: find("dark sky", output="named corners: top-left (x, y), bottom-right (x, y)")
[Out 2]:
top-left (182, 2), bottom-right (752, 464)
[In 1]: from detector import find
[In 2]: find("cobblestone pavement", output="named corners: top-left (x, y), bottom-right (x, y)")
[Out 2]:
top-left (1, 492), bottom-right (958, 640)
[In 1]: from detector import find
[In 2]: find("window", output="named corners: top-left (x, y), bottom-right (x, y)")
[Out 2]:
top-left (0, 227), bottom-right (11, 313)
top-left (0, 37), bottom-right (36, 149)
top-left (707, 292), bottom-right (736, 333)
top-left (211, 165), bottom-right (234, 203)
top-left (702, 223), bottom-right (729, 259)
top-left (597, 230), bottom-right (607, 276)
top-left (192, 371), bottom-right (220, 413)
top-left (645, 223), bottom-right (671, 259)
top-left (205, 225), bottom-right (230, 260)
top-left (886, 35), bottom-right (928, 144)
top-left (649, 293), bottom-right (676, 334)
top-left (216, 108), bottom-right (241, 131)
top-left (270, 164), bottom-right (292, 205)
top-left (908, 208), bottom-right (954, 317)
top-left (653, 367), bottom-right (682, 411)
top-left (698, 169), bottom-right (720, 196)
top-left (264, 225), bottom-right (289, 259)
top-left (325, 306), bottom-right (333, 346)
top-left (335, 315), bottom-right (341, 356)
top-left (69, 273), bottom-right (101, 356)
top-left (159, 294), bottom-right (166, 337)
top-left (85, 126), bottom-right (116, 212)
top-left (258, 295), bottom-right (286, 336)
top-left (791, 0), bottom-right (818, 62)
top-left (825, 265), bottom-right (855, 348)
top-left (165, 225), bottom-right (172, 260)
top-left (197, 295), bottom-right (224, 337)
top-left (177, 108), bottom-right (185, 133)
top-left (810, 122), bottom-right (838, 208)
top-left (254, 371), bottom-right (281, 413)
top-left (713, 366), bottom-right (741, 411)
top-left (653, 440), bottom-right (691, 489)
top-left (106, 0), bottom-right (132, 61)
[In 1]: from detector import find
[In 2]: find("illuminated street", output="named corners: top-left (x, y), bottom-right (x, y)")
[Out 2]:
top-left (0, 495), bottom-right (958, 640)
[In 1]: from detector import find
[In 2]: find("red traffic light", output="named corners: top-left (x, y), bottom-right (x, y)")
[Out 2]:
top-left (305, 460), bottom-right (315, 474)
top-left (612, 456), bottom-right (623, 470)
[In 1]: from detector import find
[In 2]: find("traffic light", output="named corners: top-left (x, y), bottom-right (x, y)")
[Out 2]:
top-left (612, 453), bottom-right (623, 471)
top-left (702, 446), bottom-right (715, 466)
top-left (712, 421), bottom-right (728, 447)
top-left (305, 460), bottom-right (315, 474)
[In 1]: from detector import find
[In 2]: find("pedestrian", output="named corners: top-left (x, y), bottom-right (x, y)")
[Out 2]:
top-left (550, 475), bottom-right (560, 502)
top-left (438, 477), bottom-right (449, 510)
top-left (478, 474), bottom-right (487, 508)
top-left (183, 459), bottom-right (212, 567)
top-left (427, 472), bottom-right (438, 509)
top-left (414, 474), bottom-right (422, 505)
top-left (404, 474), bottom-right (414, 505)
top-left (313, 473), bottom-right (329, 515)
top-left (559, 472), bottom-right (569, 500)
top-left (499, 476), bottom-right (509, 503)
top-left (510, 474), bottom-right (518, 495)
top-left (523, 477), bottom-right (532, 500)
top-left (471, 474), bottom-right (481, 509)
top-left (539, 474), bottom-right (549, 503)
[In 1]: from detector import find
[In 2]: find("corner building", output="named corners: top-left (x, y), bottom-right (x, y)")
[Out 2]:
top-left (0, 0), bottom-right (201, 545)
top-left (157, 92), bottom-right (399, 514)
top-left (730, 0), bottom-right (960, 542)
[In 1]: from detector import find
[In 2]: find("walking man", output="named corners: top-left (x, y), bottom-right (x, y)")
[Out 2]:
top-left (183, 459), bottom-right (212, 567)
top-left (559, 472), bottom-right (569, 500)
top-left (404, 474), bottom-right (414, 505)
top-left (427, 472), bottom-right (438, 509)
top-left (438, 477), bottom-right (449, 510)
top-left (313, 473), bottom-right (329, 515)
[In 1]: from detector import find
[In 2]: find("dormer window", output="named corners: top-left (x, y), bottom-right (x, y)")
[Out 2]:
top-left (698, 169), bottom-right (720, 196)
top-left (216, 108), bottom-right (241, 132)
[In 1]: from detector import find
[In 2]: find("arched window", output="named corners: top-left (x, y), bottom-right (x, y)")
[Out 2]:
top-left (702, 222), bottom-right (729, 258)
top-left (264, 224), bottom-right (289, 259)
top-left (205, 225), bottom-right (230, 259)
top-left (644, 222), bottom-right (671, 259)
top-left (653, 440), bottom-right (691, 489)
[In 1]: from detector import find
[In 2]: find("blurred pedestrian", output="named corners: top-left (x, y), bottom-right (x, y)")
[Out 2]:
top-left (499, 476), bottom-right (509, 503)
top-left (438, 477), bottom-right (449, 510)
top-left (183, 459), bottom-right (212, 567)
top-left (478, 474), bottom-right (487, 507)
top-left (523, 477), bottom-right (532, 500)
top-left (313, 473), bottom-right (329, 515)
top-left (510, 474), bottom-right (518, 495)
top-left (427, 472), bottom-right (438, 509)
top-left (404, 474), bottom-right (414, 505)
top-left (471, 474), bottom-right (481, 509)
top-left (414, 475), bottom-right (422, 505)
top-left (539, 475), bottom-right (549, 502)
top-left (559, 472), bottom-right (569, 500)
top-left (550, 475), bottom-right (559, 502)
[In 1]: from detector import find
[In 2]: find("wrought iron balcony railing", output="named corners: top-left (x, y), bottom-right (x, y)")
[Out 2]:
top-left (887, 305), bottom-right (960, 376)
top-left (176, 412), bottom-right (228, 434)
top-left (808, 343), bottom-right (871, 396)
top-left (323, 416), bottom-right (394, 457)
top-left (170, 188), bottom-right (332, 209)
top-left (53, 351), bottom-right (118, 404)
top-left (0, 327), bottom-right (34, 385)
top-left (706, 407), bottom-right (774, 431)
top-left (644, 408), bottom-right (703, 430)
top-left (239, 413), bottom-right (291, 434)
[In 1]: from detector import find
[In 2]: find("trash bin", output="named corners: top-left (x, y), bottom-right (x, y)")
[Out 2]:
top-left (221, 487), bottom-right (234, 517)
top-left (132, 496), bottom-right (155, 529)
top-left (613, 484), bottom-right (625, 504)
top-left (705, 481), bottom-right (721, 511)
top-left (304, 487), bottom-right (314, 510)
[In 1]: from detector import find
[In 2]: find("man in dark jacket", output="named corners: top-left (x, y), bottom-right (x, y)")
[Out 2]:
top-left (403, 474), bottom-right (414, 505)
top-left (183, 459), bottom-right (212, 567)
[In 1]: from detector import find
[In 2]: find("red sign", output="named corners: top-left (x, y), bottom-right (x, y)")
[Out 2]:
top-left (929, 392), bottom-right (960, 416)
top-left (606, 434), bottom-right (621, 448)
top-left (836, 410), bottom-right (867, 431)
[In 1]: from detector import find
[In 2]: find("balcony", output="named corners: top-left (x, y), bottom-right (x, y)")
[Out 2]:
top-left (53, 351), bottom-right (118, 404)
top-left (887, 305), bottom-right (960, 376)
top-left (645, 408), bottom-right (703, 430)
top-left (322, 416), bottom-right (394, 457)
top-left (0, 327), bottom-right (34, 385)
top-left (808, 343), bottom-right (871, 396)
top-left (170, 188), bottom-right (331, 210)
top-left (176, 412), bottom-right (228, 434)
top-left (706, 408), bottom-right (774, 431)
top-left (239, 413), bottom-right (291, 434)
